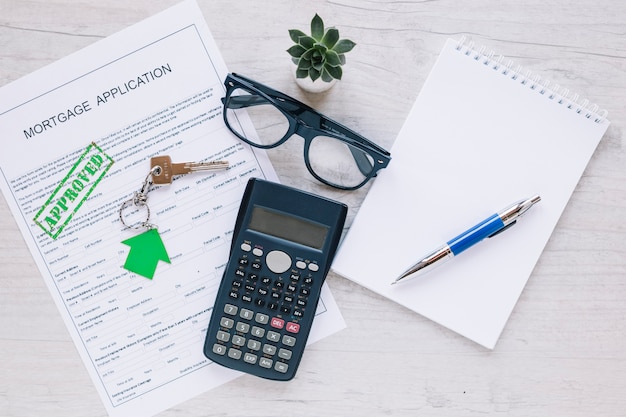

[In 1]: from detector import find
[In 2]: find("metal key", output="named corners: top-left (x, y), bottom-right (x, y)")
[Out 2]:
top-left (150, 155), bottom-right (229, 184)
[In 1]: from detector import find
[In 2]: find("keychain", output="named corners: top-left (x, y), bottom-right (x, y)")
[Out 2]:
top-left (119, 155), bottom-right (229, 279)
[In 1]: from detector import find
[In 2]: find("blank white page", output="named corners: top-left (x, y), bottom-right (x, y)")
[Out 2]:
top-left (332, 38), bottom-right (609, 349)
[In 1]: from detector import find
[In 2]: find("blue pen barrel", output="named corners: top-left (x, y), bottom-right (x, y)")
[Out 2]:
top-left (446, 214), bottom-right (505, 255)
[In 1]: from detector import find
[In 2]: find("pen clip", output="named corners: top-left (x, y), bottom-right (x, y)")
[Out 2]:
top-left (488, 220), bottom-right (516, 238)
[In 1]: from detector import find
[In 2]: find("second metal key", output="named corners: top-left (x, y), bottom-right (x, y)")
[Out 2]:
top-left (150, 155), bottom-right (229, 184)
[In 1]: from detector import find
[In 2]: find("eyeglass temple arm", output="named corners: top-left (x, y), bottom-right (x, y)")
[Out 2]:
top-left (223, 95), bottom-right (268, 109)
top-left (314, 117), bottom-right (379, 176)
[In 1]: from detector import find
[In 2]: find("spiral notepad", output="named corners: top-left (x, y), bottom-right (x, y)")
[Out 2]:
top-left (332, 38), bottom-right (610, 349)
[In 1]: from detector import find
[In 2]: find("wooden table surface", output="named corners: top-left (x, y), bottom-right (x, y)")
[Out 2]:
top-left (1, 1), bottom-right (625, 416)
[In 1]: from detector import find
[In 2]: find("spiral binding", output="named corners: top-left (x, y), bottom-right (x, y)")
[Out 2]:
top-left (455, 36), bottom-right (608, 123)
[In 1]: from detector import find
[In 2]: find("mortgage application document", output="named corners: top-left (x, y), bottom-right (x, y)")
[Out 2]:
top-left (0, 2), bottom-right (345, 416)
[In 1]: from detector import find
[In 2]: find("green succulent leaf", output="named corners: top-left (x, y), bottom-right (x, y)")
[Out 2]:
top-left (313, 43), bottom-right (327, 54)
top-left (332, 39), bottom-right (356, 54)
top-left (287, 44), bottom-right (307, 58)
top-left (311, 14), bottom-right (324, 41)
top-left (289, 29), bottom-right (307, 44)
top-left (313, 59), bottom-right (324, 71)
top-left (321, 68), bottom-right (334, 82)
top-left (288, 14), bottom-right (355, 83)
top-left (309, 67), bottom-right (321, 81)
top-left (321, 28), bottom-right (339, 49)
top-left (325, 50), bottom-right (342, 67)
top-left (295, 68), bottom-right (309, 79)
top-left (302, 48), bottom-right (315, 60)
top-left (298, 35), bottom-right (315, 49)
top-left (325, 64), bottom-right (343, 80)
top-left (297, 57), bottom-right (312, 70)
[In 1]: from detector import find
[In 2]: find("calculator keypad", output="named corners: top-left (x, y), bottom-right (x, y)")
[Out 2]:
top-left (208, 241), bottom-right (319, 379)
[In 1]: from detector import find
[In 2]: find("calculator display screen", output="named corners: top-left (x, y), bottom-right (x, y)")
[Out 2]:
top-left (248, 206), bottom-right (328, 249)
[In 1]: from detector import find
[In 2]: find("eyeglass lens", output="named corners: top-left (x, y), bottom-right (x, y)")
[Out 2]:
top-left (224, 87), bottom-right (375, 189)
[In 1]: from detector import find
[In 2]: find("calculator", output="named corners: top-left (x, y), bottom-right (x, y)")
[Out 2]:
top-left (203, 178), bottom-right (347, 380)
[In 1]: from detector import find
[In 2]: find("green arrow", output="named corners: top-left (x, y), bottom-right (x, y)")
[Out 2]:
top-left (121, 228), bottom-right (171, 279)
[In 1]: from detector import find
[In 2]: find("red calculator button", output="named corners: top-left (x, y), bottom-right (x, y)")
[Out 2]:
top-left (286, 322), bottom-right (300, 334)
top-left (270, 317), bottom-right (285, 329)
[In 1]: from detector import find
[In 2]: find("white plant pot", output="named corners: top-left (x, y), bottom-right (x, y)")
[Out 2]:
top-left (292, 64), bottom-right (337, 93)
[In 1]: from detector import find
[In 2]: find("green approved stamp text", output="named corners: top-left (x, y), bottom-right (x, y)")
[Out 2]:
top-left (34, 142), bottom-right (114, 239)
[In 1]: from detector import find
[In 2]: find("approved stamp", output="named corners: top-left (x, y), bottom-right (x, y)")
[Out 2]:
top-left (34, 142), bottom-right (114, 239)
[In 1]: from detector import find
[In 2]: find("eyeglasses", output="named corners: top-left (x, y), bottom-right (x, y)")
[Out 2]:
top-left (221, 73), bottom-right (391, 190)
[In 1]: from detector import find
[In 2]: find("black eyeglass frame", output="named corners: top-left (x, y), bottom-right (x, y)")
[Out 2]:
top-left (221, 73), bottom-right (391, 190)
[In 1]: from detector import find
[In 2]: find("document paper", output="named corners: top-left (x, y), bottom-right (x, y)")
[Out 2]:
top-left (332, 38), bottom-right (609, 349)
top-left (0, 2), bottom-right (345, 416)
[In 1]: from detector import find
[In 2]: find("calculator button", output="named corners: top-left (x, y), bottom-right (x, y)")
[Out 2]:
top-left (228, 348), bottom-right (242, 360)
top-left (266, 250), bottom-right (292, 274)
top-left (293, 309), bottom-right (304, 318)
top-left (263, 344), bottom-right (277, 356)
top-left (238, 258), bottom-right (249, 266)
top-left (286, 322), bottom-right (300, 334)
top-left (220, 317), bottom-right (234, 329)
top-left (255, 313), bottom-right (269, 324)
top-left (229, 291), bottom-right (239, 300)
top-left (308, 263), bottom-right (319, 272)
top-left (236, 322), bottom-right (250, 333)
top-left (240, 308), bottom-right (254, 320)
top-left (216, 331), bottom-right (230, 342)
top-left (259, 358), bottom-right (273, 369)
top-left (232, 335), bottom-right (246, 347)
top-left (235, 269), bottom-right (245, 278)
top-left (296, 261), bottom-right (306, 269)
top-left (251, 326), bottom-right (265, 338)
top-left (280, 305), bottom-right (291, 315)
top-left (244, 353), bottom-right (257, 364)
top-left (241, 294), bottom-right (252, 303)
top-left (240, 243), bottom-right (252, 252)
top-left (268, 302), bottom-right (279, 311)
top-left (251, 261), bottom-right (262, 270)
top-left (267, 331), bottom-right (280, 342)
top-left (278, 348), bottom-right (292, 360)
top-left (282, 335), bottom-right (296, 347)
top-left (247, 339), bottom-right (262, 351)
top-left (224, 304), bottom-right (238, 315)
top-left (274, 362), bottom-right (289, 374)
top-left (253, 248), bottom-right (263, 257)
top-left (270, 317), bottom-right (285, 329)
top-left (212, 344), bottom-right (227, 355)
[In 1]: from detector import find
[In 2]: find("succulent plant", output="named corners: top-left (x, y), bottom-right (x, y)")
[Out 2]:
top-left (287, 14), bottom-right (356, 82)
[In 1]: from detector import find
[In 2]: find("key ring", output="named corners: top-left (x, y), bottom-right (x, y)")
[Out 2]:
top-left (119, 166), bottom-right (161, 230)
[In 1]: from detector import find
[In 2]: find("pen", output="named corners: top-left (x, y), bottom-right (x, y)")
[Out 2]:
top-left (392, 195), bottom-right (541, 285)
